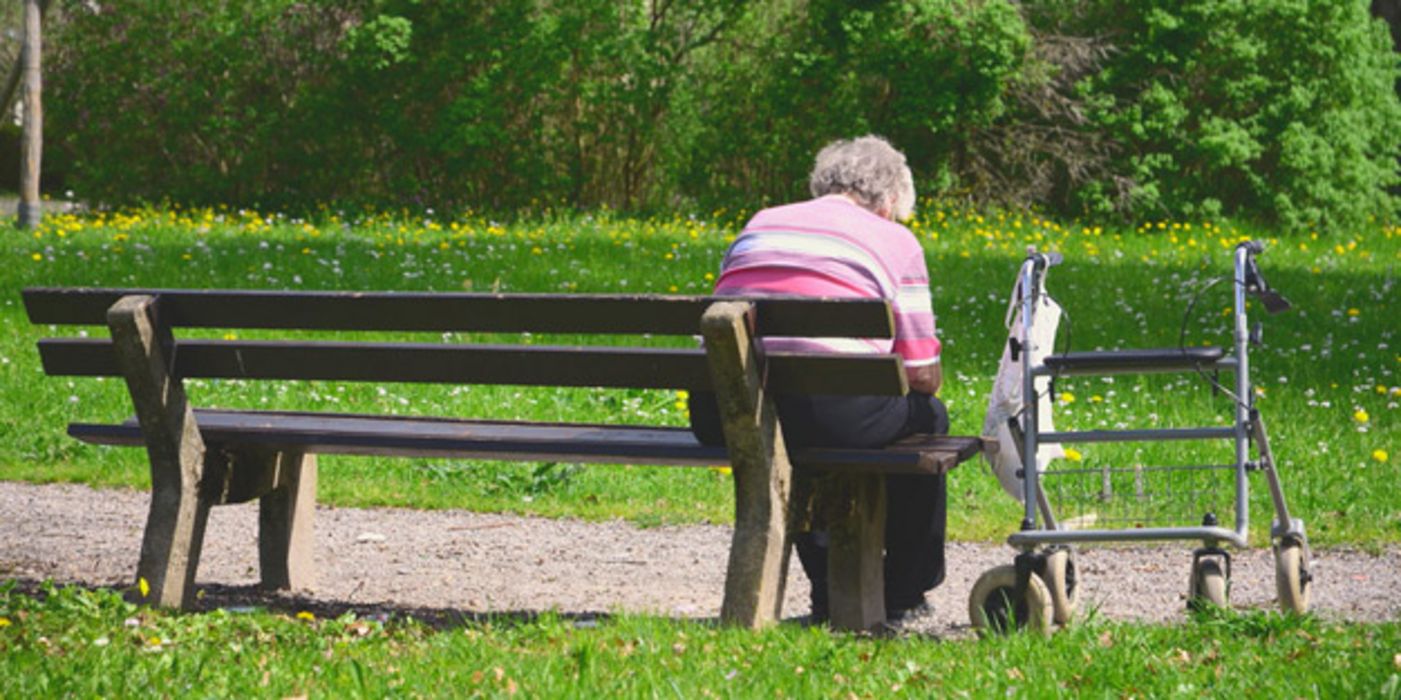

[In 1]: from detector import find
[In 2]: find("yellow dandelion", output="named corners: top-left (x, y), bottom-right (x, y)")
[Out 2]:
top-left (296, 611), bottom-right (315, 622)
top-left (30, 252), bottom-right (41, 262)
top-left (0, 617), bottom-right (11, 628)
top-left (1063, 448), bottom-right (1083, 462)
top-left (1059, 392), bottom-right (1076, 404)
top-left (1373, 449), bottom-right (1389, 463)
top-left (712, 466), bottom-right (732, 476)
top-left (676, 390), bottom-right (689, 400)
top-left (1353, 409), bottom-right (1370, 424)
top-left (222, 332), bottom-right (238, 341)
top-left (1347, 308), bottom-right (1360, 317)
top-left (1090, 395), bottom-right (1104, 403)
top-left (138, 577), bottom-right (150, 598)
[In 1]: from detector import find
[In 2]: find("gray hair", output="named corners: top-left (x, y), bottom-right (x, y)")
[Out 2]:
top-left (808, 135), bottom-right (916, 221)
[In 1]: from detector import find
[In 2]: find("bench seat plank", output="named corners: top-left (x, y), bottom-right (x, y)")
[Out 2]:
top-left (68, 410), bottom-right (983, 475)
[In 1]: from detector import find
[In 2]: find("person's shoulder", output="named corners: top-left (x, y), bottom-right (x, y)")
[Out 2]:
top-left (751, 197), bottom-right (827, 220)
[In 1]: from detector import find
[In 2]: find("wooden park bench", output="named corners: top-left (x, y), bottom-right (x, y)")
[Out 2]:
top-left (23, 287), bottom-right (985, 632)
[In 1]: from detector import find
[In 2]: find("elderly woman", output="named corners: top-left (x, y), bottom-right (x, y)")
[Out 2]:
top-left (689, 135), bottom-right (948, 625)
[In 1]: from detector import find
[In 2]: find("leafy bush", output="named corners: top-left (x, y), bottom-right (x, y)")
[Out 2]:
top-left (1061, 0), bottom-right (1401, 228)
top-left (670, 0), bottom-right (1031, 211)
top-left (45, 0), bottom-right (353, 207)
top-left (41, 0), bottom-right (1401, 228)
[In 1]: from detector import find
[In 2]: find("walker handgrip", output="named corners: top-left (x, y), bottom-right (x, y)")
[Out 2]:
top-left (1239, 240), bottom-right (1265, 255)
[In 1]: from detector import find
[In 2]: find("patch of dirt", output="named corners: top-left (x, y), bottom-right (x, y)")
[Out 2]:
top-left (2, 481), bottom-right (1397, 635)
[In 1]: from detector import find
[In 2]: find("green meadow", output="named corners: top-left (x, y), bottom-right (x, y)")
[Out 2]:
top-left (1, 583), bottom-right (1398, 698)
top-left (3, 206), bottom-right (1395, 544)
top-left (2, 207), bottom-right (1398, 696)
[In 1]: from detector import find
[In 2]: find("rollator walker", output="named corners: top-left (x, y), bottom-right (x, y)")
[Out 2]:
top-left (969, 241), bottom-right (1312, 633)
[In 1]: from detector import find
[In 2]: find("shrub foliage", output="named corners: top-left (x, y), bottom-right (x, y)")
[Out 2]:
top-left (43, 0), bottom-right (1401, 228)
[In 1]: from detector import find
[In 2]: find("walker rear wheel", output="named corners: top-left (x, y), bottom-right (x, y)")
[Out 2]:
top-left (1188, 558), bottom-right (1228, 611)
top-left (1043, 548), bottom-right (1079, 624)
top-left (969, 565), bottom-right (1053, 635)
top-left (1274, 540), bottom-right (1312, 614)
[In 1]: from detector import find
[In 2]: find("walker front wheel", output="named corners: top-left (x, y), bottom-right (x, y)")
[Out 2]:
top-left (1274, 540), bottom-right (1312, 614)
top-left (1043, 548), bottom-right (1079, 625)
top-left (969, 565), bottom-right (1053, 635)
top-left (1188, 558), bottom-right (1228, 611)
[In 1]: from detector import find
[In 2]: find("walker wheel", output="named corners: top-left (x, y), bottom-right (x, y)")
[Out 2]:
top-left (1043, 548), bottom-right (1079, 625)
top-left (1274, 540), bottom-right (1312, 614)
top-left (1188, 558), bottom-right (1229, 611)
top-left (968, 564), bottom-right (1053, 635)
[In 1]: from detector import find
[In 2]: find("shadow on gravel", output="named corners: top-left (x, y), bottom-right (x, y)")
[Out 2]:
top-left (5, 577), bottom-right (943, 639)
top-left (5, 577), bottom-right (632, 631)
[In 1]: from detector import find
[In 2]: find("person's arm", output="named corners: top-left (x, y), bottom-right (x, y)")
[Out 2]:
top-left (906, 361), bottom-right (942, 395)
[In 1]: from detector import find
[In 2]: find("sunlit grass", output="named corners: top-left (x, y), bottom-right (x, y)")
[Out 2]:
top-left (1, 584), bottom-right (1398, 698)
top-left (3, 205), bottom-right (1397, 543)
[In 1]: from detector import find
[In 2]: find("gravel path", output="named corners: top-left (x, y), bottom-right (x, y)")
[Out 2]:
top-left (2, 481), bottom-right (1397, 635)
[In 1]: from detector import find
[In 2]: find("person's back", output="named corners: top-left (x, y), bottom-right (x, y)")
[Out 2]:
top-left (688, 135), bottom-right (951, 624)
top-left (716, 193), bottom-right (940, 366)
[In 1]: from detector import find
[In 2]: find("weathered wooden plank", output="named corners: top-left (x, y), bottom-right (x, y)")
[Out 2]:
top-left (23, 288), bottom-right (895, 338)
top-left (67, 411), bottom-right (985, 474)
top-left (72, 412), bottom-right (732, 466)
top-left (106, 295), bottom-right (211, 610)
top-left (703, 301), bottom-right (793, 629)
top-left (38, 338), bottom-right (907, 395)
top-left (794, 435), bottom-right (987, 474)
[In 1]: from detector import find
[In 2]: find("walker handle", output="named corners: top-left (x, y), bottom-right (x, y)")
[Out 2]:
top-left (1027, 249), bottom-right (1063, 268)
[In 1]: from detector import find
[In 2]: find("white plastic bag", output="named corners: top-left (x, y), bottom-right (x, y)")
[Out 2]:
top-left (982, 268), bottom-right (1064, 502)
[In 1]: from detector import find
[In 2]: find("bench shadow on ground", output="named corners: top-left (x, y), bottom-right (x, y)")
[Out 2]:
top-left (6, 577), bottom-right (932, 637)
top-left (6, 577), bottom-right (624, 630)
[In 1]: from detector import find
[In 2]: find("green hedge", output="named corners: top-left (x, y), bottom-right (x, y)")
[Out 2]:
top-left (1065, 0), bottom-right (1401, 228)
top-left (44, 0), bottom-right (1401, 228)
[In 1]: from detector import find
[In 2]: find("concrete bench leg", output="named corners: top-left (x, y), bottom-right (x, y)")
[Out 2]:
top-left (107, 294), bottom-right (210, 609)
top-left (827, 474), bottom-right (887, 631)
top-left (703, 301), bottom-right (793, 629)
top-left (258, 451), bottom-right (317, 591)
top-left (136, 463), bottom-right (213, 609)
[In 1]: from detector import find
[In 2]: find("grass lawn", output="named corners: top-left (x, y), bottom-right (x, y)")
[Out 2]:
top-left (2, 583), bottom-right (1399, 698)
top-left (2, 207), bottom-right (1398, 696)
top-left (2, 205), bottom-right (1395, 544)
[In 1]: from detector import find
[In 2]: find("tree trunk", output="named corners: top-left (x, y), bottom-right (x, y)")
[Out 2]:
top-left (1375, 0), bottom-right (1401, 54)
top-left (18, 0), bottom-right (43, 228)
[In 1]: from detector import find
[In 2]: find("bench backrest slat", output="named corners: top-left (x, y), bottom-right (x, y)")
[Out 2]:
top-left (23, 288), bottom-right (894, 338)
top-left (38, 338), bottom-right (907, 395)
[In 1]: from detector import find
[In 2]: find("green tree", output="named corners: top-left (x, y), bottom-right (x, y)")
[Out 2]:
top-left (1067, 0), bottom-right (1401, 228)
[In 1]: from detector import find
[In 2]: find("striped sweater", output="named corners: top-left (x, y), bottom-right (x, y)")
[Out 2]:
top-left (715, 195), bottom-right (941, 367)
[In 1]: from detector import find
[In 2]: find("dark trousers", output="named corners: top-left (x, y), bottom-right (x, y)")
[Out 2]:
top-left (688, 390), bottom-right (950, 615)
